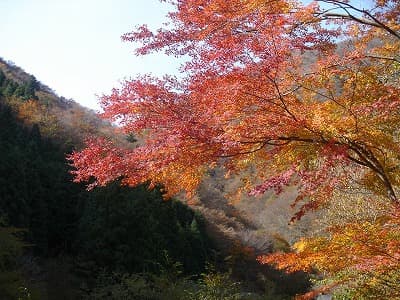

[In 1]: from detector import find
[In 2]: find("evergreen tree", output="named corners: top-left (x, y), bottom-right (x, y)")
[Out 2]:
top-left (76, 182), bottom-right (212, 276)
top-left (13, 85), bottom-right (25, 98)
top-left (23, 76), bottom-right (39, 100)
top-left (3, 81), bottom-right (17, 97)
top-left (0, 70), bottom-right (5, 87)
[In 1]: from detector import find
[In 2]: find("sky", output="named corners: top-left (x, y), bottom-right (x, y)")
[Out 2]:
top-left (0, 1), bottom-right (375, 110)
top-left (0, 0), bottom-right (180, 110)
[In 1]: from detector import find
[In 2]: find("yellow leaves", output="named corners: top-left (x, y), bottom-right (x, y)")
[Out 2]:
top-left (75, 0), bottom-right (400, 294)
top-left (304, 95), bottom-right (355, 139)
top-left (17, 99), bottom-right (60, 137)
top-left (242, 0), bottom-right (292, 13)
top-left (145, 145), bottom-right (210, 199)
top-left (18, 99), bottom-right (41, 124)
top-left (262, 205), bottom-right (400, 297)
top-left (293, 239), bottom-right (307, 252)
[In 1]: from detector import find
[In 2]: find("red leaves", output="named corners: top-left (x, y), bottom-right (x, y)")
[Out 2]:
top-left (68, 137), bottom-right (129, 189)
top-left (69, 1), bottom-right (400, 296)
top-left (69, 0), bottom-right (400, 209)
top-left (249, 167), bottom-right (296, 196)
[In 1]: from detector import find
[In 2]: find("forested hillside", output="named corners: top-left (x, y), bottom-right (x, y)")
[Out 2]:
top-left (69, 0), bottom-right (400, 298)
top-left (0, 58), bottom-right (120, 147)
top-left (0, 59), bottom-right (309, 299)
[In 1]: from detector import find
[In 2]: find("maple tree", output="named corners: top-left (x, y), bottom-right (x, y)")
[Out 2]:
top-left (259, 207), bottom-right (400, 298)
top-left (70, 0), bottom-right (400, 297)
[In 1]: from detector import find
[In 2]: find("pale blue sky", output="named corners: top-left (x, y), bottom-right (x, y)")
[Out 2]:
top-left (0, 1), bottom-right (374, 110)
top-left (0, 0), bottom-right (179, 110)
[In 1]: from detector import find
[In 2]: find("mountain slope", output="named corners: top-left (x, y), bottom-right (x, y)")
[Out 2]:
top-left (0, 57), bottom-right (120, 148)
top-left (0, 58), bottom-right (310, 299)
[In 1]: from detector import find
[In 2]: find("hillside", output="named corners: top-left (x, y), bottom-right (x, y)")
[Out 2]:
top-left (0, 56), bottom-right (314, 254)
top-left (0, 59), bottom-right (210, 299)
top-left (0, 57), bottom-right (121, 148)
top-left (0, 58), bottom-right (310, 299)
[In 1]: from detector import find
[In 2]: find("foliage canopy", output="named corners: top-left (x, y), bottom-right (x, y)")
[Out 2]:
top-left (71, 1), bottom-right (400, 297)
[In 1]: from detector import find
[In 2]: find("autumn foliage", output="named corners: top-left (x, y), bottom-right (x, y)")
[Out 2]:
top-left (260, 206), bottom-right (400, 298)
top-left (70, 0), bottom-right (400, 297)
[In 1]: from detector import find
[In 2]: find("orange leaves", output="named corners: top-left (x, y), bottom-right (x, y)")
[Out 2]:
top-left (260, 206), bottom-right (400, 297)
top-left (71, 2), bottom-right (400, 295)
top-left (73, 1), bottom-right (400, 207)
top-left (18, 99), bottom-right (42, 124)
top-left (68, 137), bottom-right (128, 188)
top-left (17, 99), bottom-right (60, 137)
